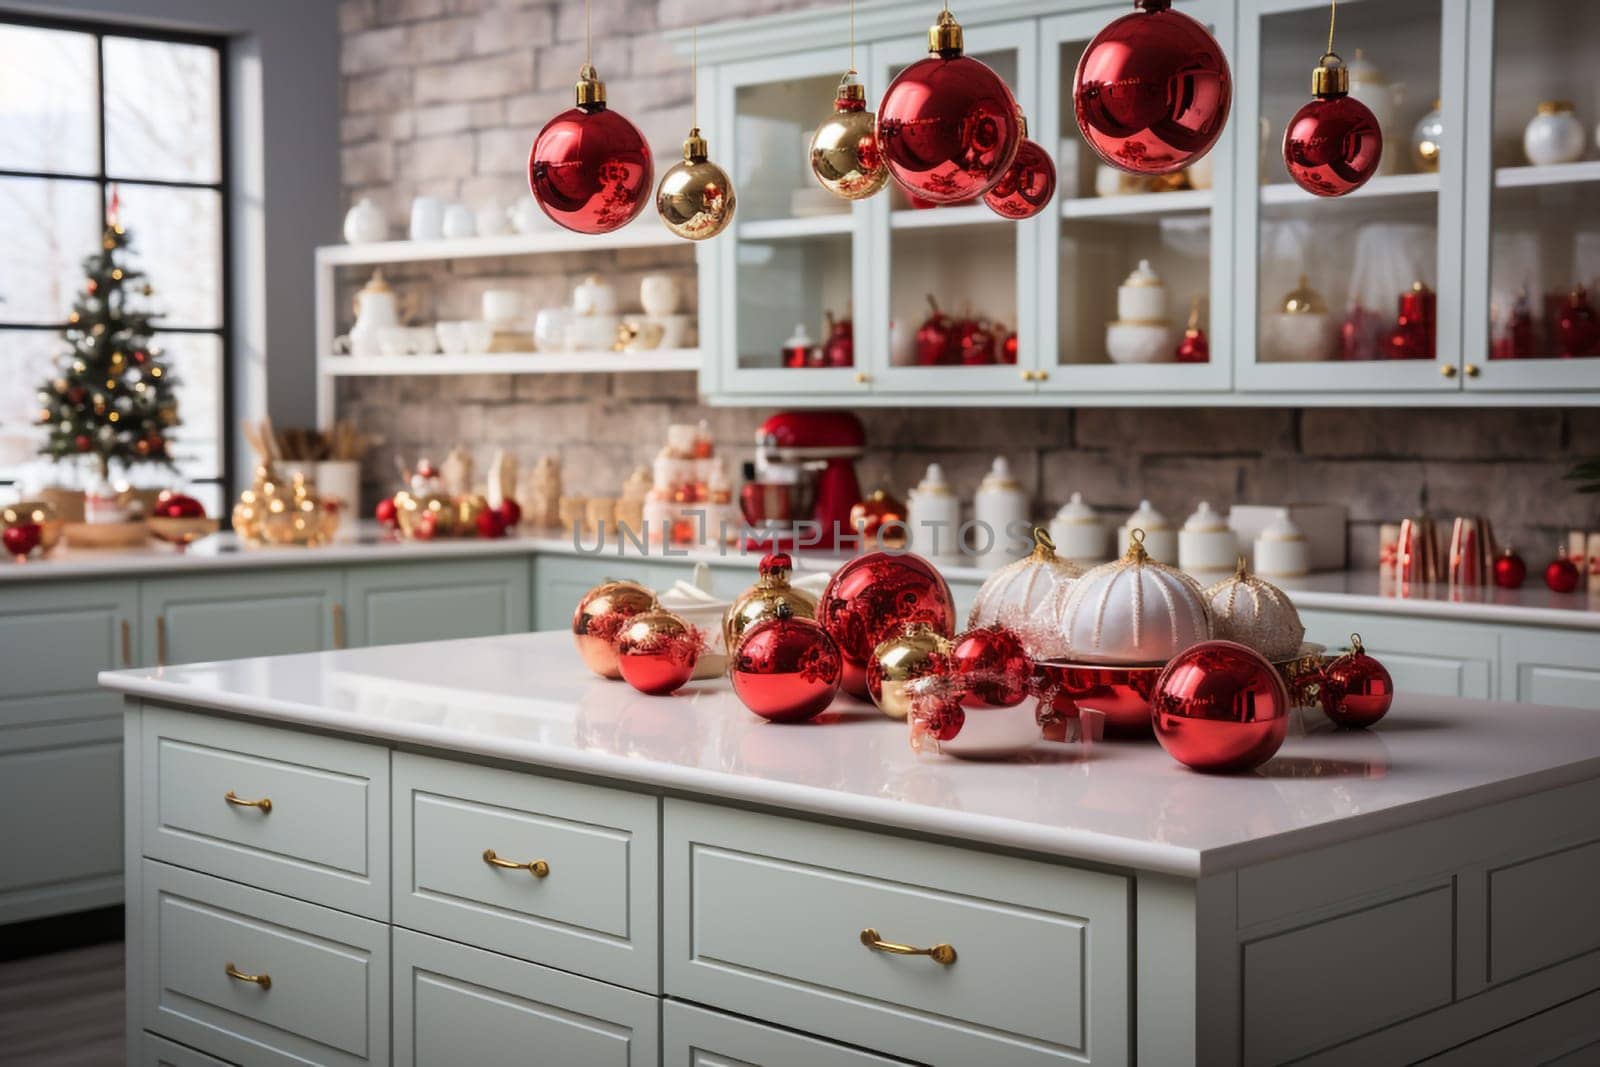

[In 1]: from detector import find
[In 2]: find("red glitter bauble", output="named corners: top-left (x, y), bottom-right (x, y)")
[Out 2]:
top-left (616, 610), bottom-right (701, 696)
top-left (1073, 0), bottom-right (1232, 176)
top-left (1319, 637), bottom-right (1393, 729)
top-left (1152, 640), bottom-right (1289, 773)
top-left (3, 522), bottom-right (42, 560)
top-left (876, 16), bottom-right (1021, 205)
top-left (572, 579), bottom-right (657, 680)
top-left (1493, 548), bottom-right (1526, 589)
top-left (948, 626), bottom-right (1029, 707)
top-left (529, 104), bottom-right (654, 235)
top-left (476, 507), bottom-right (507, 539)
top-left (730, 608), bottom-right (842, 723)
top-left (1546, 556), bottom-right (1581, 594)
top-left (983, 136), bottom-right (1056, 219)
top-left (818, 551), bottom-right (957, 699)
top-left (1283, 94), bottom-right (1382, 197)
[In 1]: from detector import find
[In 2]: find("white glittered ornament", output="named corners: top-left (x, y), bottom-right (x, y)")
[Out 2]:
top-left (967, 528), bottom-right (1082, 660)
top-left (1203, 560), bottom-right (1306, 662)
top-left (1060, 528), bottom-right (1212, 665)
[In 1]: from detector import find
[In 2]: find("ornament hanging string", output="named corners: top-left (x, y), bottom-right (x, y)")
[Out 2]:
top-left (1326, 0), bottom-right (1336, 57)
top-left (691, 28), bottom-right (697, 130)
top-left (584, 0), bottom-right (591, 67)
top-left (848, 0), bottom-right (855, 75)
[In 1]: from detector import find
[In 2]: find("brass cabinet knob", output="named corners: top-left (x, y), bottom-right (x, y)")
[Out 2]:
top-left (1465, 363), bottom-right (1480, 378)
top-left (853, 371), bottom-right (871, 385)
top-left (1020, 369), bottom-right (1033, 382)
top-left (1440, 364), bottom-right (1458, 378)
top-left (1036, 369), bottom-right (1049, 382)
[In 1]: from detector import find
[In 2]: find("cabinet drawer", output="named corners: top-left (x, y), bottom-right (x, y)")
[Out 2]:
top-left (344, 558), bottom-right (530, 647)
top-left (142, 1032), bottom-right (236, 1066)
top-left (0, 732), bottom-right (122, 923)
top-left (393, 928), bottom-right (658, 1067)
top-left (393, 753), bottom-right (658, 992)
top-left (664, 800), bottom-right (1129, 1065)
top-left (664, 1001), bottom-right (915, 1066)
top-left (141, 860), bottom-right (389, 1067)
top-left (1484, 838), bottom-right (1600, 986)
top-left (1243, 885), bottom-right (1454, 1066)
top-left (142, 708), bottom-right (388, 918)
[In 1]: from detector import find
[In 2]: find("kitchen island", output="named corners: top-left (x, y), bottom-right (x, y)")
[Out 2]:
top-left (103, 632), bottom-right (1600, 1066)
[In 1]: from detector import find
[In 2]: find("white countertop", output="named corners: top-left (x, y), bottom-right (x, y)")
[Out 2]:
top-left (101, 630), bottom-right (1600, 878)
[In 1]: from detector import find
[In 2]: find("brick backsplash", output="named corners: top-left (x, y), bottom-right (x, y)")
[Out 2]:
top-left (333, 0), bottom-right (1600, 569)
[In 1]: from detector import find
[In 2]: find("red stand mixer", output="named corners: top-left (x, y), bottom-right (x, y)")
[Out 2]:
top-left (740, 411), bottom-right (865, 551)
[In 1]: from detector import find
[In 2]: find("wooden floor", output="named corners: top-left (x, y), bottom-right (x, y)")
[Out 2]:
top-left (0, 941), bottom-right (123, 1067)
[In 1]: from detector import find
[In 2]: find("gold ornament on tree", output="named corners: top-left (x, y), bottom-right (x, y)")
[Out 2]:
top-left (656, 30), bottom-right (736, 240)
top-left (809, 0), bottom-right (888, 201)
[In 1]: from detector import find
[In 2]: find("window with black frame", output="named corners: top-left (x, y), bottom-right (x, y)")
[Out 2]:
top-left (0, 15), bottom-right (229, 512)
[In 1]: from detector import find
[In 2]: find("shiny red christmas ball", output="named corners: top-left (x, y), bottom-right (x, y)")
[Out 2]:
top-left (1283, 94), bottom-right (1382, 197)
top-left (1175, 326), bottom-right (1209, 363)
top-left (74, 434), bottom-right (91, 452)
top-left (1152, 640), bottom-right (1289, 773)
top-left (375, 497), bottom-right (399, 530)
top-left (948, 626), bottom-right (1029, 707)
top-left (911, 695), bottom-right (966, 742)
top-left (3, 522), bottom-right (41, 560)
top-left (528, 104), bottom-right (654, 235)
top-left (1546, 556), bottom-right (1581, 594)
top-left (476, 507), bottom-right (507, 539)
top-left (983, 136), bottom-right (1056, 220)
top-left (616, 610), bottom-right (701, 696)
top-left (1319, 638), bottom-right (1393, 729)
top-left (155, 491), bottom-right (205, 519)
top-left (1074, 0), bottom-right (1232, 176)
top-left (1493, 548), bottom-right (1526, 589)
top-left (818, 551), bottom-right (957, 699)
top-left (876, 18), bottom-right (1021, 205)
top-left (731, 608), bottom-right (843, 722)
top-left (498, 498), bottom-right (522, 529)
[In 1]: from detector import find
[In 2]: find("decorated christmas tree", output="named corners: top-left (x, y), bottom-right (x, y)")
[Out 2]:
top-left (36, 197), bottom-right (180, 481)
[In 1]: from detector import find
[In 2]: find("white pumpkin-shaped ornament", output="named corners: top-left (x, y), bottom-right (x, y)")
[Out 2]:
top-left (1060, 528), bottom-right (1212, 665)
top-left (1203, 560), bottom-right (1307, 662)
top-left (967, 528), bottom-right (1083, 660)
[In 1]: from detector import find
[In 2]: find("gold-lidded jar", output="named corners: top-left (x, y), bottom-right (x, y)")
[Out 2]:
top-left (723, 551), bottom-right (817, 653)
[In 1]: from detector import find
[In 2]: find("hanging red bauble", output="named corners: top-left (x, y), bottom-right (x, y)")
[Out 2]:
top-left (1545, 555), bottom-right (1581, 593)
top-left (731, 604), bottom-right (843, 722)
top-left (528, 65), bottom-right (654, 235)
top-left (948, 626), bottom-right (1029, 707)
top-left (1319, 633), bottom-right (1393, 729)
top-left (616, 610), bottom-right (702, 696)
top-left (818, 550), bottom-right (957, 699)
top-left (1282, 54), bottom-right (1382, 197)
top-left (74, 434), bottom-right (91, 452)
top-left (983, 117), bottom-right (1056, 220)
top-left (572, 579), bottom-right (657, 679)
top-left (1152, 640), bottom-right (1289, 773)
top-left (3, 522), bottom-right (42, 561)
top-left (1493, 547), bottom-right (1526, 589)
top-left (876, 10), bottom-right (1021, 204)
top-left (1074, 0), bottom-right (1232, 176)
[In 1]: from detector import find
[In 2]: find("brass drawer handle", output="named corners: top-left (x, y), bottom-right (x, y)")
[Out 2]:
top-left (120, 619), bottom-right (132, 667)
top-left (483, 848), bottom-right (549, 878)
top-left (332, 603), bottom-right (347, 650)
top-left (860, 928), bottom-right (956, 965)
top-left (224, 791), bottom-right (272, 814)
top-left (155, 614), bottom-right (168, 666)
top-left (225, 962), bottom-right (271, 990)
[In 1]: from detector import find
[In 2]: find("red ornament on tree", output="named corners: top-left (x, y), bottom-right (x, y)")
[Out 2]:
top-left (1152, 640), bottom-right (1290, 773)
top-left (983, 116), bottom-right (1056, 220)
top-left (1282, 52), bottom-right (1382, 197)
top-left (818, 550), bottom-right (958, 699)
top-left (74, 434), bottom-right (92, 452)
top-left (1318, 633), bottom-right (1393, 729)
top-left (1545, 554), bottom-right (1581, 593)
top-left (1493, 546), bottom-right (1526, 589)
top-left (876, 10), bottom-right (1021, 204)
top-left (1074, 0), bottom-right (1232, 176)
top-left (528, 64), bottom-right (654, 235)
top-left (616, 610), bottom-right (702, 696)
top-left (948, 626), bottom-right (1029, 707)
top-left (3, 522), bottom-right (42, 561)
top-left (731, 604), bottom-right (843, 722)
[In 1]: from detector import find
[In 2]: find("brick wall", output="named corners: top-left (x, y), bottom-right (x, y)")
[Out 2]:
top-left (334, 0), bottom-right (1600, 568)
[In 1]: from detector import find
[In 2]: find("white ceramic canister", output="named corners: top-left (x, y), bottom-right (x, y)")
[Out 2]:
top-left (1178, 500), bottom-right (1239, 577)
top-left (408, 196), bottom-right (443, 241)
top-left (907, 462), bottom-right (962, 564)
top-left (441, 202), bottom-right (475, 238)
top-left (1118, 499), bottom-right (1178, 565)
top-left (1254, 508), bottom-right (1311, 578)
top-left (972, 457), bottom-right (1030, 571)
top-left (1524, 101), bottom-right (1586, 166)
top-left (1117, 259), bottom-right (1167, 323)
top-left (639, 274), bottom-right (682, 317)
top-left (1049, 491), bottom-right (1109, 565)
top-left (1273, 274), bottom-right (1332, 362)
top-left (343, 197), bottom-right (386, 243)
top-left (572, 274), bottom-right (619, 316)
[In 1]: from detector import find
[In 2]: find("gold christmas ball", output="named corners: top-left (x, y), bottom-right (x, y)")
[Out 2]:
top-left (456, 493), bottom-right (488, 530)
top-left (573, 579), bottom-right (658, 679)
top-left (809, 76), bottom-right (889, 201)
top-left (2, 500), bottom-right (62, 552)
top-left (868, 622), bottom-right (952, 720)
top-left (656, 129), bottom-right (736, 241)
top-left (723, 551), bottom-right (817, 651)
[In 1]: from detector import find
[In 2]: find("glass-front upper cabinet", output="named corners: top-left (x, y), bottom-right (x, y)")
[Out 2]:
top-left (702, 45), bottom-right (868, 397)
top-left (1461, 0), bottom-right (1600, 391)
top-left (863, 19), bottom-right (1041, 394)
top-left (1235, 0), bottom-right (1468, 393)
top-left (1037, 0), bottom-right (1235, 395)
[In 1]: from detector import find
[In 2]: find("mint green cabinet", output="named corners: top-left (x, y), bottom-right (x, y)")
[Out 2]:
top-left (1499, 628), bottom-right (1600, 709)
top-left (1300, 609), bottom-right (1498, 700)
top-left (139, 568), bottom-right (343, 666)
top-left (532, 554), bottom-right (691, 632)
top-left (343, 558), bottom-right (530, 648)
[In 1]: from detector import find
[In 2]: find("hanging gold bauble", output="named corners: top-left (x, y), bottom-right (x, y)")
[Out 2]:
top-left (723, 551), bottom-right (817, 651)
top-left (867, 621), bottom-right (952, 720)
top-left (810, 72), bottom-right (889, 201)
top-left (656, 128), bottom-right (736, 240)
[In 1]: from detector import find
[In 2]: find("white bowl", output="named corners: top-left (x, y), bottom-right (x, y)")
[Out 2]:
top-left (1106, 321), bottom-right (1175, 364)
top-left (435, 321), bottom-right (469, 354)
top-left (377, 326), bottom-right (413, 357)
top-left (460, 320), bottom-right (495, 354)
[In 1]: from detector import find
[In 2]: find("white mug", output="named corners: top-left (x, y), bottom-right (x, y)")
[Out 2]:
top-left (409, 196), bottom-right (443, 241)
top-left (482, 289), bottom-right (522, 325)
top-left (441, 203), bottom-right (475, 238)
top-left (651, 313), bottom-right (693, 349)
top-left (476, 201), bottom-right (511, 236)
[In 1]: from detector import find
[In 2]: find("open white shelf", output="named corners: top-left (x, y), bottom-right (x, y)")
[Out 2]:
top-left (1061, 188), bottom-right (1214, 220)
top-left (1259, 171), bottom-right (1440, 206)
top-left (316, 222), bottom-right (685, 267)
top-left (889, 203), bottom-right (1010, 230)
top-left (319, 350), bottom-right (701, 376)
top-left (738, 214), bottom-right (855, 241)
top-left (1493, 160), bottom-right (1600, 189)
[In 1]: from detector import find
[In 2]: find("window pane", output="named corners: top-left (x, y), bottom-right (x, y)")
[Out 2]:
top-left (0, 24), bottom-right (99, 174)
top-left (0, 329), bottom-right (55, 476)
top-left (112, 184), bottom-right (222, 328)
top-left (103, 36), bottom-right (221, 183)
top-left (0, 176), bottom-right (102, 324)
top-left (154, 331), bottom-right (222, 479)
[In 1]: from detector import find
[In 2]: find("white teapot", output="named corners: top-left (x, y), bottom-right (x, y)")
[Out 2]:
top-left (349, 269), bottom-right (403, 357)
